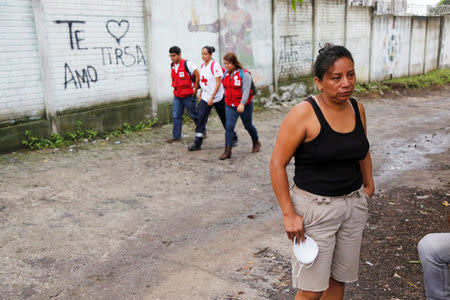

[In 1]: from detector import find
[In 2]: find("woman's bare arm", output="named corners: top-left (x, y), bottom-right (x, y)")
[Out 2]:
top-left (270, 102), bottom-right (310, 242)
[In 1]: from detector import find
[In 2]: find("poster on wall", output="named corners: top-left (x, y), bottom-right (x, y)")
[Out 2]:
top-left (188, 0), bottom-right (254, 67)
top-left (187, 0), bottom-right (272, 85)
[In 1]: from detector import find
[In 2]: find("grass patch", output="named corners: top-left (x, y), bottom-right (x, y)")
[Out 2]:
top-left (355, 82), bottom-right (390, 94)
top-left (384, 69), bottom-right (450, 89)
top-left (355, 69), bottom-right (450, 96)
top-left (23, 119), bottom-right (158, 150)
top-left (104, 118), bottom-right (158, 138)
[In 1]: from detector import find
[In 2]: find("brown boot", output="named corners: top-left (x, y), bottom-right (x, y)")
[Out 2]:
top-left (166, 138), bottom-right (180, 144)
top-left (251, 140), bottom-right (261, 153)
top-left (219, 146), bottom-right (232, 160)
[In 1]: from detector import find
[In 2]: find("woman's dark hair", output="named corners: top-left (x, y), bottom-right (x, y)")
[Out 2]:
top-left (169, 46), bottom-right (181, 55)
top-left (203, 46), bottom-right (215, 54)
top-left (223, 52), bottom-right (243, 69)
top-left (314, 44), bottom-right (354, 80)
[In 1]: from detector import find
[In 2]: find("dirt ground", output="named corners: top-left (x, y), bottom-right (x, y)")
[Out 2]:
top-left (0, 88), bottom-right (449, 300)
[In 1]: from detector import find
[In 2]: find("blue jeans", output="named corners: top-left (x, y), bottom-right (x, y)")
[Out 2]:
top-left (172, 95), bottom-right (198, 139)
top-left (195, 99), bottom-right (237, 140)
top-left (225, 102), bottom-right (258, 147)
top-left (418, 233), bottom-right (450, 300)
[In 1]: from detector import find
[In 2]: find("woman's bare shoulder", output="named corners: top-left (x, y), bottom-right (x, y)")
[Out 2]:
top-left (276, 99), bottom-right (315, 147)
top-left (278, 100), bottom-right (316, 137)
top-left (286, 99), bottom-right (315, 120)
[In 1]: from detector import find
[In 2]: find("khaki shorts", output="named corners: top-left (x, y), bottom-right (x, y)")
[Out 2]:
top-left (290, 185), bottom-right (369, 292)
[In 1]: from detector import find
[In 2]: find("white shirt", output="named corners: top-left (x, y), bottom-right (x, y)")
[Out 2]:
top-left (199, 60), bottom-right (224, 103)
top-left (173, 60), bottom-right (197, 77)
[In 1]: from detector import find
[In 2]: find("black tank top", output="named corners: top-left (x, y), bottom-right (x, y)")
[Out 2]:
top-left (293, 96), bottom-right (370, 196)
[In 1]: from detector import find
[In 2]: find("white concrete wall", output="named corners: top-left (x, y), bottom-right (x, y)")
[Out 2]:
top-left (275, 0), bottom-right (313, 81)
top-left (409, 17), bottom-right (427, 75)
top-left (0, 0), bottom-right (45, 124)
top-left (43, 0), bottom-right (149, 112)
top-left (314, 0), bottom-right (346, 53)
top-left (424, 17), bottom-right (441, 73)
top-left (1, 1), bottom-right (448, 127)
top-left (392, 17), bottom-right (411, 78)
top-left (439, 16), bottom-right (450, 68)
top-left (346, 6), bottom-right (372, 82)
top-left (370, 16), bottom-right (413, 81)
top-left (370, 15), bottom-right (394, 81)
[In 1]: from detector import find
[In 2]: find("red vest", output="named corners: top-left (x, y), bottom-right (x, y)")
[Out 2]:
top-left (222, 69), bottom-right (253, 107)
top-left (171, 59), bottom-right (194, 98)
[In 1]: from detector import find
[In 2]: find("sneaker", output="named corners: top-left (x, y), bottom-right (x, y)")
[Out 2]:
top-left (188, 143), bottom-right (201, 151)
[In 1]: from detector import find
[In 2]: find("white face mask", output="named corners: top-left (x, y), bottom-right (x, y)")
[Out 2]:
top-left (293, 235), bottom-right (319, 279)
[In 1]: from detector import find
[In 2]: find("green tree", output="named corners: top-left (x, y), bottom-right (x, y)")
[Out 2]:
top-left (438, 0), bottom-right (450, 5)
top-left (291, 0), bottom-right (305, 11)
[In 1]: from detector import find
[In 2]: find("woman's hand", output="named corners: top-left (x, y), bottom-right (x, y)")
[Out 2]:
top-left (237, 103), bottom-right (245, 113)
top-left (208, 97), bottom-right (214, 106)
top-left (284, 213), bottom-right (305, 243)
top-left (364, 185), bottom-right (374, 198)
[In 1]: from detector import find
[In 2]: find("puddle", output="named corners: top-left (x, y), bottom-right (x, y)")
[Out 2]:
top-left (375, 127), bottom-right (449, 185)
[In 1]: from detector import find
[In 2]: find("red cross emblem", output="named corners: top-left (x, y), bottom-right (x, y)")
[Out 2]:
top-left (201, 75), bottom-right (208, 86)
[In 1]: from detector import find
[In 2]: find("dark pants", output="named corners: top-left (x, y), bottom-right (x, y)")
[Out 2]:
top-left (225, 102), bottom-right (258, 147)
top-left (195, 99), bottom-right (237, 140)
top-left (172, 95), bottom-right (198, 139)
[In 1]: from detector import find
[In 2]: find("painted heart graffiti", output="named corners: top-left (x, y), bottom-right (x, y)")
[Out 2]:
top-left (106, 19), bottom-right (129, 45)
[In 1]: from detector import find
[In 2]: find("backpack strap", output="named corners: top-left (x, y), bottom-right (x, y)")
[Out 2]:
top-left (210, 61), bottom-right (226, 77)
top-left (239, 69), bottom-right (246, 93)
top-left (211, 61), bottom-right (215, 75)
top-left (238, 69), bottom-right (256, 96)
top-left (184, 60), bottom-right (194, 80)
top-left (211, 60), bottom-right (226, 76)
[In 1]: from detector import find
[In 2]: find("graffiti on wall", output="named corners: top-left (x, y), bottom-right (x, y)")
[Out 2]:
top-left (188, 0), bottom-right (254, 67)
top-left (428, 5), bottom-right (450, 16)
top-left (55, 19), bottom-right (146, 90)
top-left (278, 35), bottom-right (311, 78)
top-left (348, 0), bottom-right (374, 6)
top-left (106, 20), bottom-right (129, 45)
top-left (383, 25), bottom-right (400, 74)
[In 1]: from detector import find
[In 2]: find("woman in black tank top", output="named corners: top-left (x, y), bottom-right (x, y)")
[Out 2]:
top-left (270, 45), bottom-right (374, 300)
